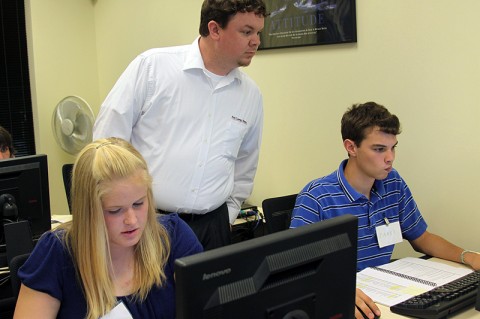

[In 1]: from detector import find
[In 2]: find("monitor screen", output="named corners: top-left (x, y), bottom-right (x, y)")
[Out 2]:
top-left (0, 154), bottom-right (51, 252)
top-left (175, 214), bottom-right (358, 319)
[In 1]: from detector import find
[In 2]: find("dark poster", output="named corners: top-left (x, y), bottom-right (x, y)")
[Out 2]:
top-left (260, 0), bottom-right (357, 50)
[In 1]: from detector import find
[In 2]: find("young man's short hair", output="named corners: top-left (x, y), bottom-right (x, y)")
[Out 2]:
top-left (341, 101), bottom-right (401, 146)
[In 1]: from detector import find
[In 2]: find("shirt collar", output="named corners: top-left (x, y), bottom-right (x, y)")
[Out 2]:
top-left (183, 37), bottom-right (242, 85)
top-left (337, 159), bottom-right (386, 202)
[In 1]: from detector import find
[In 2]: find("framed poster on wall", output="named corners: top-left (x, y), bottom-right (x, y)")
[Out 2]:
top-left (259, 0), bottom-right (357, 50)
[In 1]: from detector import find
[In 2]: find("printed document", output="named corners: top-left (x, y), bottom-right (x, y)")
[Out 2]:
top-left (356, 257), bottom-right (473, 306)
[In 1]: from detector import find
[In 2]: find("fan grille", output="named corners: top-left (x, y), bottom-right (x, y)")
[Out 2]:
top-left (52, 96), bottom-right (95, 155)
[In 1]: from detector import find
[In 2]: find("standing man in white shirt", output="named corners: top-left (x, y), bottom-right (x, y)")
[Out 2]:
top-left (93, 0), bottom-right (267, 250)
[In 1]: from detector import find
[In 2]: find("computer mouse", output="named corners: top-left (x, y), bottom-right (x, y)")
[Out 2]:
top-left (358, 307), bottom-right (380, 319)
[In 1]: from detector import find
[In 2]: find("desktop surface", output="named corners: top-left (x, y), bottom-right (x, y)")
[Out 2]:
top-left (1, 216), bottom-right (478, 319)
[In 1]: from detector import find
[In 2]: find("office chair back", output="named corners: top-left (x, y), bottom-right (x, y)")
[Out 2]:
top-left (62, 163), bottom-right (74, 213)
top-left (262, 194), bottom-right (297, 234)
top-left (9, 253), bottom-right (30, 299)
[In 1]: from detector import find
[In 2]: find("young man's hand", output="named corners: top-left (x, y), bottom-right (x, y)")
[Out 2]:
top-left (355, 288), bottom-right (381, 319)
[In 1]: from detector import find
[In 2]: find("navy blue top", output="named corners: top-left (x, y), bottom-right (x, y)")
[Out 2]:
top-left (18, 213), bottom-right (203, 319)
top-left (291, 159), bottom-right (427, 271)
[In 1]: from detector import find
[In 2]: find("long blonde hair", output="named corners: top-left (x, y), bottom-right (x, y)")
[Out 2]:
top-left (58, 137), bottom-right (170, 319)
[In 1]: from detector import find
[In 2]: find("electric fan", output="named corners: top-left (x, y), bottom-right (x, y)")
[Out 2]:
top-left (51, 96), bottom-right (95, 155)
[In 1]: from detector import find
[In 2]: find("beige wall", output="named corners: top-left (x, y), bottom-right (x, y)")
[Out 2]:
top-left (25, 0), bottom-right (100, 215)
top-left (27, 0), bottom-right (479, 258)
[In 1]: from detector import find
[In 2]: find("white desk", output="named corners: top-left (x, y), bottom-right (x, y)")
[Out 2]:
top-left (50, 216), bottom-right (478, 318)
top-left (51, 214), bottom-right (72, 229)
top-left (377, 258), bottom-right (480, 319)
top-left (52, 212), bottom-right (264, 227)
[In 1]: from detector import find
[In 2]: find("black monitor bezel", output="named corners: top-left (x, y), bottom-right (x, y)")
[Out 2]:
top-left (175, 214), bottom-right (358, 319)
top-left (0, 154), bottom-right (51, 252)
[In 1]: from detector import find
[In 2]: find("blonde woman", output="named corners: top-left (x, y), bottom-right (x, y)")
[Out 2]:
top-left (14, 137), bottom-right (202, 318)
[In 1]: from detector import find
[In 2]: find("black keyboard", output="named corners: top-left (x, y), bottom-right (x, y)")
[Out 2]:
top-left (390, 271), bottom-right (480, 319)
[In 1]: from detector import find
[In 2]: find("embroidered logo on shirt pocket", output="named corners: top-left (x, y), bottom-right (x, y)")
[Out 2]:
top-left (223, 117), bottom-right (247, 160)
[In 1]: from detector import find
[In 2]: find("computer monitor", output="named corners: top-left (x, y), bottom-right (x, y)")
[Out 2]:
top-left (0, 154), bottom-right (51, 252)
top-left (175, 214), bottom-right (358, 319)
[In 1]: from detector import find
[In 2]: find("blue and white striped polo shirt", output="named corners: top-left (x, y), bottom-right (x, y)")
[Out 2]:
top-left (290, 159), bottom-right (427, 271)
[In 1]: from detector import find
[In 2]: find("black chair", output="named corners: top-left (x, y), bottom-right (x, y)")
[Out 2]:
top-left (261, 194), bottom-right (297, 234)
top-left (9, 253), bottom-right (30, 300)
top-left (62, 163), bottom-right (74, 213)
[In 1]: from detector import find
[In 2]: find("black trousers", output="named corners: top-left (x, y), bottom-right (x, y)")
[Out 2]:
top-left (162, 203), bottom-right (231, 251)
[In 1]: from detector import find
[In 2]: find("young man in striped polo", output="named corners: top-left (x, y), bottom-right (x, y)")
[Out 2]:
top-left (290, 101), bottom-right (479, 319)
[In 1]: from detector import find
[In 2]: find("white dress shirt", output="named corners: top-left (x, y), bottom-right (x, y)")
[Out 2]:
top-left (93, 38), bottom-right (263, 224)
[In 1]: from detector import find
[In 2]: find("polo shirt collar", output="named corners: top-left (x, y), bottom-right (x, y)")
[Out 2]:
top-left (337, 159), bottom-right (386, 202)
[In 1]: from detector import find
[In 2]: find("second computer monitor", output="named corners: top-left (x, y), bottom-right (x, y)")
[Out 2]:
top-left (0, 154), bottom-right (51, 252)
top-left (175, 214), bottom-right (358, 319)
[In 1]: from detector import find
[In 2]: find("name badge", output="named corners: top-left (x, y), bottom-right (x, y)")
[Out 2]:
top-left (100, 301), bottom-right (133, 319)
top-left (375, 220), bottom-right (403, 248)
